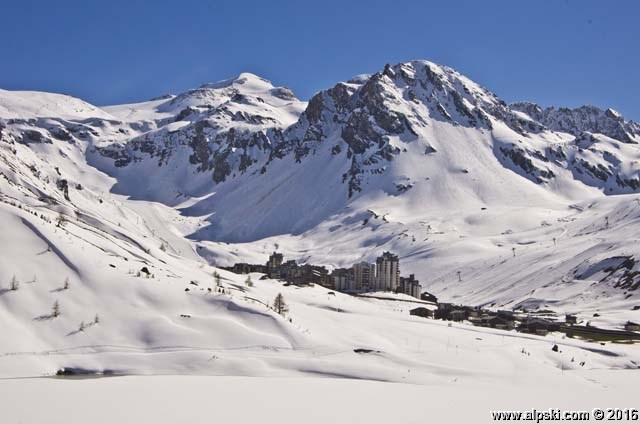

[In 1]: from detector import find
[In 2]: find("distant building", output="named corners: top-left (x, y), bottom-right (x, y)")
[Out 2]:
top-left (374, 251), bottom-right (399, 291)
top-left (399, 274), bottom-right (422, 298)
top-left (517, 318), bottom-right (560, 335)
top-left (223, 263), bottom-right (266, 274)
top-left (435, 303), bottom-right (455, 320)
top-left (353, 262), bottom-right (375, 291)
top-left (288, 264), bottom-right (332, 288)
top-left (475, 316), bottom-right (515, 330)
top-left (267, 252), bottom-right (283, 269)
top-left (266, 252), bottom-right (284, 278)
top-left (449, 310), bottom-right (467, 322)
top-left (420, 291), bottom-right (438, 304)
top-left (331, 268), bottom-right (354, 292)
top-left (410, 307), bottom-right (433, 318)
top-left (279, 260), bottom-right (298, 280)
top-left (625, 321), bottom-right (640, 332)
top-left (497, 310), bottom-right (515, 320)
top-left (565, 314), bottom-right (578, 325)
top-left (230, 263), bottom-right (251, 274)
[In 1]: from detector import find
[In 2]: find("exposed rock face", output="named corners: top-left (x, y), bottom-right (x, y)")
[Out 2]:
top-left (280, 61), bottom-right (522, 196)
top-left (56, 178), bottom-right (70, 201)
top-left (498, 144), bottom-right (555, 184)
top-left (95, 73), bottom-right (302, 185)
top-left (511, 102), bottom-right (640, 143)
top-left (3, 60), bottom-right (639, 202)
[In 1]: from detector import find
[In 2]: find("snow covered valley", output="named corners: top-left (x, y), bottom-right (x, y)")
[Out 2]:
top-left (0, 61), bottom-right (639, 422)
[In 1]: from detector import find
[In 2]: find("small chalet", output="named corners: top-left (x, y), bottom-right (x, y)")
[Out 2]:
top-left (517, 318), bottom-right (560, 336)
top-left (449, 310), bottom-right (467, 322)
top-left (473, 315), bottom-right (515, 330)
top-left (565, 314), bottom-right (578, 325)
top-left (420, 292), bottom-right (438, 304)
top-left (625, 321), bottom-right (640, 332)
top-left (410, 307), bottom-right (434, 318)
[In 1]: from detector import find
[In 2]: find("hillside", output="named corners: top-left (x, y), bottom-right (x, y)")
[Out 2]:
top-left (0, 59), bottom-right (639, 387)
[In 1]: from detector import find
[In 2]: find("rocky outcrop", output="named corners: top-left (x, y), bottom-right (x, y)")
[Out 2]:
top-left (511, 102), bottom-right (639, 143)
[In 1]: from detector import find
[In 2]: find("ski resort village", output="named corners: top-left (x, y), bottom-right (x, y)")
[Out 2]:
top-left (224, 251), bottom-right (423, 298)
top-left (223, 250), bottom-right (640, 342)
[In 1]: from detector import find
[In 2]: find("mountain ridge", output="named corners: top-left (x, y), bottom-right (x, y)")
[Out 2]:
top-left (1, 59), bottom-right (639, 316)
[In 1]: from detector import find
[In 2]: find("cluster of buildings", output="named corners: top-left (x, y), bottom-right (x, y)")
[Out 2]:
top-left (331, 252), bottom-right (422, 298)
top-left (224, 252), bottom-right (640, 341)
top-left (414, 303), bottom-right (640, 340)
top-left (224, 251), bottom-right (423, 299)
top-left (428, 303), bottom-right (568, 335)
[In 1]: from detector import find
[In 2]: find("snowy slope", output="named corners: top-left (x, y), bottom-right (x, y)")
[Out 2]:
top-left (1, 199), bottom-right (638, 382)
top-left (0, 89), bottom-right (115, 121)
top-left (0, 60), bottom-right (639, 399)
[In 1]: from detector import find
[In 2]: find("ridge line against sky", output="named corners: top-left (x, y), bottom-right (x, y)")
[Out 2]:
top-left (0, 0), bottom-right (638, 120)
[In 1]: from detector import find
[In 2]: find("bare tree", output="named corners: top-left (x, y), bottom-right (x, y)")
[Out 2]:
top-left (94, 314), bottom-right (100, 325)
top-left (52, 300), bottom-right (60, 317)
top-left (214, 271), bottom-right (222, 287)
top-left (245, 276), bottom-right (254, 287)
top-left (79, 321), bottom-right (85, 332)
top-left (273, 293), bottom-right (289, 316)
top-left (63, 277), bottom-right (70, 290)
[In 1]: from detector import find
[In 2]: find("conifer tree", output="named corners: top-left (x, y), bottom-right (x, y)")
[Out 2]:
top-left (9, 275), bottom-right (19, 291)
top-left (273, 293), bottom-right (289, 316)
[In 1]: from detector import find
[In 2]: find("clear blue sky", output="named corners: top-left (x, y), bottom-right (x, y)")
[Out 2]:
top-left (1, 0), bottom-right (638, 120)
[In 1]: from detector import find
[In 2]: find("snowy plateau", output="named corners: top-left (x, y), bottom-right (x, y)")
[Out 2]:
top-left (0, 60), bottom-right (639, 423)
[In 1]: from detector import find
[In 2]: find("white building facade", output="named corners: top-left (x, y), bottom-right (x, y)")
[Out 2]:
top-left (375, 252), bottom-right (400, 291)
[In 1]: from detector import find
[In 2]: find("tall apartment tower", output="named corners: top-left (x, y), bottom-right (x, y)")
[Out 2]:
top-left (266, 252), bottom-right (284, 278)
top-left (375, 251), bottom-right (400, 291)
top-left (267, 252), bottom-right (283, 269)
top-left (352, 261), bottom-right (375, 291)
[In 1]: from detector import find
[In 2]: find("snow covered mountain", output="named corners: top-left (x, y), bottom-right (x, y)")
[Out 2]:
top-left (1, 59), bottom-right (639, 338)
top-left (95, 73), bottom-right (306, 203)
top-left (2, 60), bottom-right (640, 416)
